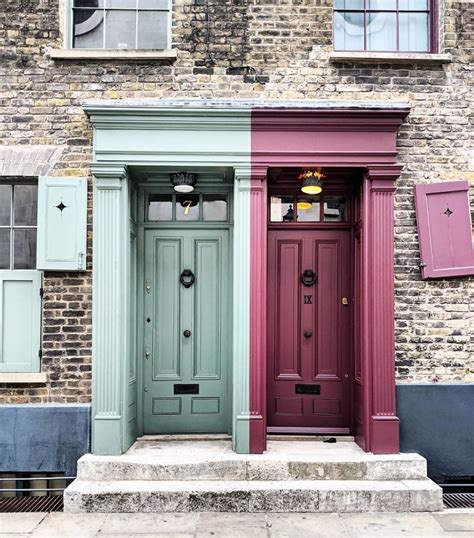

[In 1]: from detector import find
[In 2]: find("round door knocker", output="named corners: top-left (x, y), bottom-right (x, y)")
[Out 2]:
top-left (180, 269), bottom-right (196, 288)
top-left (301, 269), bottom-right (317, 287)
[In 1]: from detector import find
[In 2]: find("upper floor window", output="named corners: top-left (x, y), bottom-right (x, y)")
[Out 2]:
top-left (334, 0), bottom-right (435, 53)
top-left (72, 0), bottom-right (171, 50)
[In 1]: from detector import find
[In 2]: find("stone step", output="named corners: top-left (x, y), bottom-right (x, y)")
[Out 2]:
top-left (77, 452), bottom-right (428, 482)
top-left (64, 478), bottom-right (443, 513)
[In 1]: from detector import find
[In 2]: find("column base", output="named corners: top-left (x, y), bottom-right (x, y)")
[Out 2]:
top-left (250, 414), bottom-right (266, 454)
top-left (92, 416), bottom-right (122, 455)
top-left (370, 415), bottom-right (400, 454)
top-left (233, 414), bottom-right (251, 454)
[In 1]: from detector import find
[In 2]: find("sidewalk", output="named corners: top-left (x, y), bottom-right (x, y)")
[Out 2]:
top-left (1, 510), bottom-right (474, 537)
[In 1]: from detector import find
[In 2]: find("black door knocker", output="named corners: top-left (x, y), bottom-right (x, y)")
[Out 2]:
top-left (180, 269), bottom-right (196, 288)
top-left (301, 269), bottom-right (317, 287)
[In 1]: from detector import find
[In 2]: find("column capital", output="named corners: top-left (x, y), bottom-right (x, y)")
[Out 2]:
top-left (366, 164), bottom-right (403, 192)
top-left (233, 167), bottom-right (252, 182)
top-left (91, 162), bottom-right (128, 189)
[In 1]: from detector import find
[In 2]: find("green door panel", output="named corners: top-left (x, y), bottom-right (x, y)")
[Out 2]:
top-left (152, 238), bottom-right (181, 380)
top-left (143, 229), bottom-right (230, 434)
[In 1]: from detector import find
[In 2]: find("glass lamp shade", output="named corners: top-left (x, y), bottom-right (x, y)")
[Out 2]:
top-left (301, 179), bottom-right (322, 195)
top-left (297, 201), bottom-right (313, 210)
top-left (170, 172), bottom-right (197, 193)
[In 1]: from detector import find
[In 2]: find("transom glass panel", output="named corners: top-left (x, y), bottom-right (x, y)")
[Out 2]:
top-left (147, 193), bottom-right (229, 222)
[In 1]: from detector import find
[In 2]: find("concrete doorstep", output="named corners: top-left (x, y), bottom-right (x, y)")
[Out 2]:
top-left (1, 510), bottom-right (474, 537)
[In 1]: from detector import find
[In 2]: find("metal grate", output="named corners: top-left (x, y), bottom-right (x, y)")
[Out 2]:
top-left (0, 496), bottom-right (63, 513)
top-left (443, 493), bottom-right (474, 509)
top-left (0, 473), bottom-right (74, 513)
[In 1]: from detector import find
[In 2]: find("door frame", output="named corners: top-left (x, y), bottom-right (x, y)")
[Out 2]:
top-left (86, 100), bottom-right (409, 455)
top-left (136, 184), bottom-right (234, 438)
top-left (249, 107), bottom-right (410, 455)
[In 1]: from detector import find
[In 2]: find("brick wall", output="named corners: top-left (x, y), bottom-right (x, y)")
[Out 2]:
top-left (0, 0), bottom-right (472, 403)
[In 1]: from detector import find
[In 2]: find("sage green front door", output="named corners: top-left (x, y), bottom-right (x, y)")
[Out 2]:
top-left (143, 229), bottom-right (230, 433)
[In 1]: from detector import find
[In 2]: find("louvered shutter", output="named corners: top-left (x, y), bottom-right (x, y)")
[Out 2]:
top-left (414, 181), bottom-right (474, 279)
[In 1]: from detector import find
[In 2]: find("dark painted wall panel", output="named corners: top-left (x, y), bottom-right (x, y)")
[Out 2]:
top-left (0, 404), bottom-right (90, 476)
top-left (397, 384), bottom-right (474, 483)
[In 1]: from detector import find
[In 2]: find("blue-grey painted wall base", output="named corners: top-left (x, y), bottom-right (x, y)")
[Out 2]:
top-left (397, 384), bottom-right (474, 483)
top-left (0, 404), bottom-right (91, 476)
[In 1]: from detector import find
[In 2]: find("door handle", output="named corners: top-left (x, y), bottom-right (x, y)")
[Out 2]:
top-left (304, 330), bottom-right (313, 338)
top-left (183, 330), bottom-right (191, 338)
top-left (145, 348), bottom-right (151, 360)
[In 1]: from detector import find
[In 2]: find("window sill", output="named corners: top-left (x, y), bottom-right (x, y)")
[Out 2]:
top-left (48, 48), bottom-right (178, 62)
top-left (0, 373), bottom-right (47, 384)
top-left (329, 51), bottom-right (452, 64)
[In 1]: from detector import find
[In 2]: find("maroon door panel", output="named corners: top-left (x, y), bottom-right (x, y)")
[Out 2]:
top-left (267, 229), bottom-right (351, 432)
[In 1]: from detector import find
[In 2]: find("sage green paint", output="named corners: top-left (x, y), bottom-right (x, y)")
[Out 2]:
top-left (0, 271), bottom-right (42, 373)
top-left (91, 163), bottom-right (135, 455)
top-left (37, 177), bottom-right (87, 271)
top-left (143, 228), bottom-right (230, 434)
top-left (85, 102), bottom-right (252, 455)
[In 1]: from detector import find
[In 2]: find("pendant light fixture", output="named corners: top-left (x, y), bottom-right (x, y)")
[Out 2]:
top-left (170, 172), bottom-right (197, 193)
top-left (298, 169), bottom-right (325, 195)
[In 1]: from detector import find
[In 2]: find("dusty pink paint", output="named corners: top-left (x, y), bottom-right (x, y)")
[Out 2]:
top-left (250, 107), bottom-right (409, 454)
top-left (415, 181), bottom-right (474, 279)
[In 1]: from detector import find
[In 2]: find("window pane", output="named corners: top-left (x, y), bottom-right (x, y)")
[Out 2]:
top-left (74, 0), bottom-right (102, 6)
top-left (0, 185), bottom-right (11, 226)
top-left (334, 12), bottom-right (365, 51)
top-left (139, 0), bottom-right (170, 8)
top-left (105, 9), bottom-right (136, 49)
top-left (0, 230), bottom-right (10, 269)
top-left (148, 194), bottom-right (172, 221)
top-left (270, 196), bottom-right (294, 222)
top-left (203, 195), bottom-right (227, 221)
top-left (367, 12), bottom-right (396, 51)
top-left (137, 10), bottom-right (168, 48)
top-left (296, 197), bottom-right (320, 222)
top-left (74, 9), bottom-right (104, 48)
top-left (106, 0), bottom-right (137, 7)
top-left (399, 13), bottom-right (429, 51)
top-left (324, 196), bottom-right (347, 222)
top-left (399, 0), bottom-right (428, 9)
top-left (367, 0), bottom-right (396, 9)
top-left (14, 229), bottom-right (36, 269)
top-left (14, 185), bottom-right (37, 227)
top-left (334, 0), bottom-right (364, 8)
top-left (176, 195), bottom-right (199, 221)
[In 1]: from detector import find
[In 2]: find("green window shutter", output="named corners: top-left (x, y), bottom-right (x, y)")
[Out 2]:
top-left (37, 177), bottom-right (87, 271)
top-left (0, 271), bottom-right (42, 373)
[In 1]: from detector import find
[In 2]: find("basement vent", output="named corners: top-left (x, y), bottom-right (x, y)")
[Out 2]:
top-left (440, 475), bottom-right (474, 509)
top-left (443, 493), bottom-right (474, 509)
top-left (0, 473), bottom-right (75, 513)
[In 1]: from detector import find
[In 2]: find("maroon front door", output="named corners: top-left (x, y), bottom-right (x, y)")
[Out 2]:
top-left (267, 229), bottom-right (352, 432)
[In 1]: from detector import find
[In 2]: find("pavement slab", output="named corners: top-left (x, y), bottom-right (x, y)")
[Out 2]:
top-left (433, 512), bottom-right (474, 532)
top-left (29, 513), bottom-right (107, 537)
top-left (0, 513), bottom-right (47, 534)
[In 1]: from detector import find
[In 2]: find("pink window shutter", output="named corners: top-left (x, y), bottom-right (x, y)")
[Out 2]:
top-left (414, 181), bottom-right (474, 279)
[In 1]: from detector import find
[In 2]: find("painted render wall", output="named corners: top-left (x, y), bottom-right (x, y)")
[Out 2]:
top-left (0, 0), bottom-right (473, 408)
